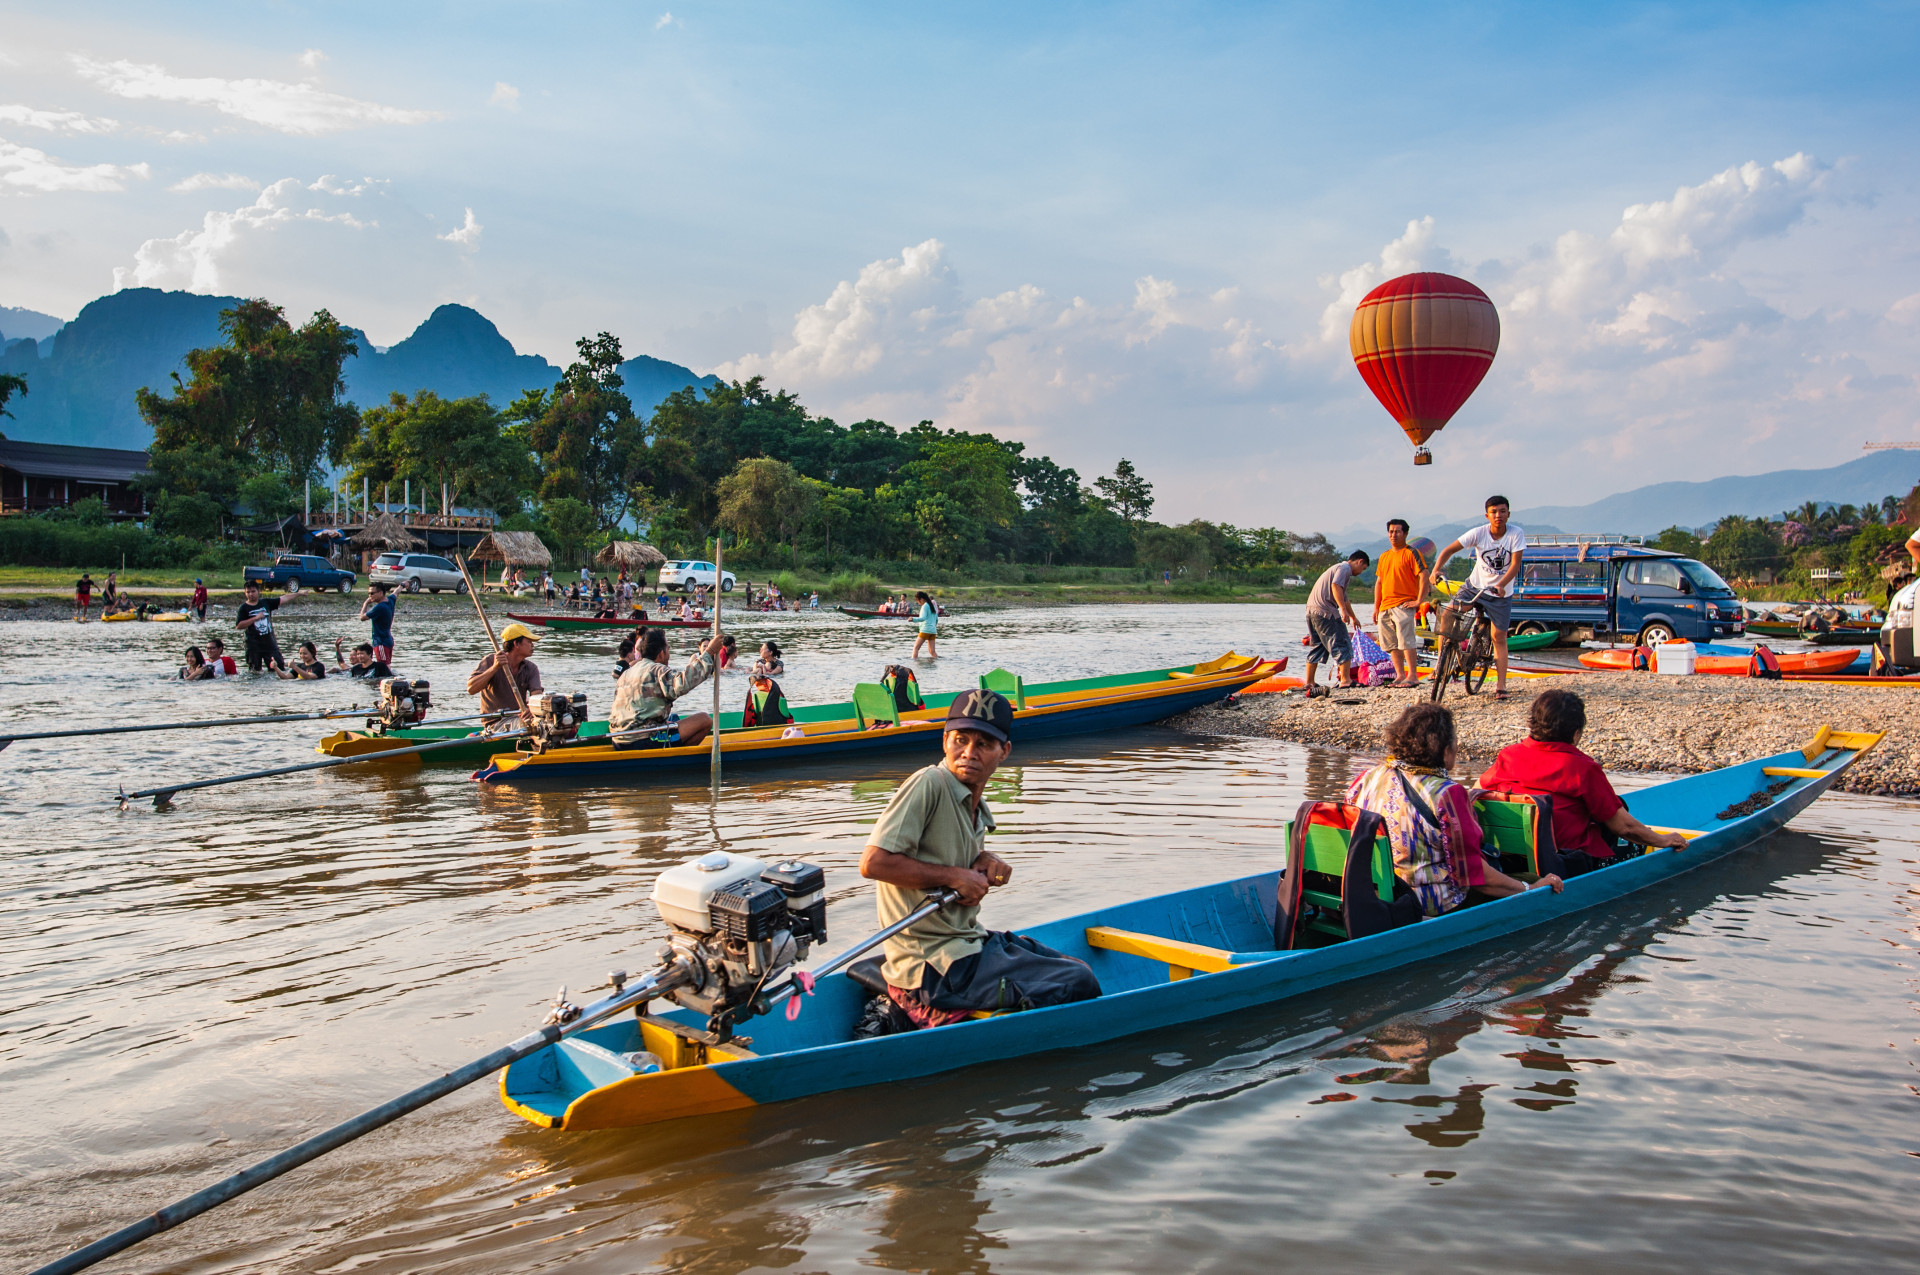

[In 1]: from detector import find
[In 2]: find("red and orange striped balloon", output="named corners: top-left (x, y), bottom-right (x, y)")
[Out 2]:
top-left (1349, 272), bottom-right (1500, 461)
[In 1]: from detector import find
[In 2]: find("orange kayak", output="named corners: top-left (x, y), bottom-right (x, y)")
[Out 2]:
top-left (1578, 647), bottom-right (1860, 676)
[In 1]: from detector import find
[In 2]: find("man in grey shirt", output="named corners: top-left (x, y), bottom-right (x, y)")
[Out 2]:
top-left (1304, 550), bottom-right (1369, 696)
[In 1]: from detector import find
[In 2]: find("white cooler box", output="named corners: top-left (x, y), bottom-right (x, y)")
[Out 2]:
top-left (1654, 641), bottom-right (1696, 675)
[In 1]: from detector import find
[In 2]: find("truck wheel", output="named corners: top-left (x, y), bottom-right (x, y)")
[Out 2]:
top-left (338, 580), bottom-right (353, 595)
top-left (1638, 622), bottom-right (1677, 645)
top-left (284, 578), bottom-right (301, 594)
top-left (1513, 621), bottom-right (1546, 636)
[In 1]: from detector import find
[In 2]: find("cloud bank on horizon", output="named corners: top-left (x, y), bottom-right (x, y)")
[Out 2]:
top-left (0, 5), bottom-right (1915, 528)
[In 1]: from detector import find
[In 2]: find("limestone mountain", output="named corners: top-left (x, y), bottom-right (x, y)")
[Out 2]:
top-left (0, 289), bottom-right (716, 450)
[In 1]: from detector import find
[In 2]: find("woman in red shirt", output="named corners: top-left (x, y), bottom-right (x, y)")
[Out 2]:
top-left (1480, 690), bottom-right (1689, 875)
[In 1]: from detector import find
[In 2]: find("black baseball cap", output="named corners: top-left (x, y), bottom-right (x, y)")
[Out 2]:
top-left (945, 689), bottom-right (1013, 743)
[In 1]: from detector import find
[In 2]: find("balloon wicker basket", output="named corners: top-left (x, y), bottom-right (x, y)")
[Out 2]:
top-left (1412, 447), bottom-right (1433, 466)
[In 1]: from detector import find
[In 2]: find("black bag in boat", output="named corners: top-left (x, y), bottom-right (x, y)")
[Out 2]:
top-left (882, 664), bottom-right (924, 711)
top-left (920, 931), bottom-right (1101, 1012)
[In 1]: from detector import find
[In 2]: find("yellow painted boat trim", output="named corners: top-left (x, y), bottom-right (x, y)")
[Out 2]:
top-left (1762, 767), bottom-right (1831, 779)
top-left (1085, 925), bottom-right (1239, 980)
top-left (480, 658), bottom-right (1279, 777)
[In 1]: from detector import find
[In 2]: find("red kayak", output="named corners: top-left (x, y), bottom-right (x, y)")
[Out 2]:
top-left (507, 613), bottom-right (716, 631)
top-left (837, 604), bottom-right (949, 620)
top-left (1578, 647), bottom-right (1859, 676)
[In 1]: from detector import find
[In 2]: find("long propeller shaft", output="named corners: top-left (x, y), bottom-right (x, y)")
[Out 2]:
top-left (1, 706), bottom-right (365, 750)
top-left (120, 732), bottom-right (525, 808)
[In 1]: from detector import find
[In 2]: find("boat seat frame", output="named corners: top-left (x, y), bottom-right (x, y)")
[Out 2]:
top-left (851, 682), bottom-right (901, 730)
top-left (1084, 926), bottom-right (1241, 980)
top-left (979, 668), bottom-right (1028, 710)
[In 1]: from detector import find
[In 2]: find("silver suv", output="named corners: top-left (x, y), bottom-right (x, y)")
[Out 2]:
top-left (370, 552), bottom-right (468, 594)
top-left (657, 560), bottom-right (737, 593)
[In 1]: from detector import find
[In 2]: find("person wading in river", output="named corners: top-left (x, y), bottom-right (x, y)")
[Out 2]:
top-left (235, 580), bottom-right (301, 674)
top-left (466, 621), bottom-right (543, 732)
top-left (859, 690), bottom-right (1100, 1029)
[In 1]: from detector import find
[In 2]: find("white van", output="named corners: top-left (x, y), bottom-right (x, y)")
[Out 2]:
top-left (370, 552), bottom-right (467, 593)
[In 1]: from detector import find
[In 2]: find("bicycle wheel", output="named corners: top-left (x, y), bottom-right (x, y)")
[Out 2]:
top-left (1429, 639), bottom-right (1456, 702)
top-left (1462, 622), bottom-right (1494, 695)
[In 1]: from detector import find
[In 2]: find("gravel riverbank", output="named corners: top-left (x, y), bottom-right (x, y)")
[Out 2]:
top-left (1168, 672), bottom-right (1920, 799)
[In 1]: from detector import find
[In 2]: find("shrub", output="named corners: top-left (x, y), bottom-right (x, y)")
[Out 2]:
top-left (0, 517), bottom-right (202, 568)
top-left (825, 570), bottom-right (884, 603)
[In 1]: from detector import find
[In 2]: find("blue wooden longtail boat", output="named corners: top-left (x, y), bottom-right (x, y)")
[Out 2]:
top-left (470, 653), bottom-right (1276, 786)
top-left (500, 725), bottom-right (1881, 1131)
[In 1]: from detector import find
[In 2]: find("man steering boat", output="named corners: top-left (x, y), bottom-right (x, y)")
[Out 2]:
top-left (467, 621), bottom-right (544, 731)
top-left (858, 689), bottom-right (1101, 1029)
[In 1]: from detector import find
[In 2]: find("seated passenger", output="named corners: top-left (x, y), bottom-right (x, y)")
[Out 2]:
top-left (1479, 690), bottom-right (1689, 874)
top-left (609, 627), bottom-right (722, 745)
top-left (1348, 703), bottom-right (1560, 917)
top-left (859, 690), bottom-right (1100, 1028)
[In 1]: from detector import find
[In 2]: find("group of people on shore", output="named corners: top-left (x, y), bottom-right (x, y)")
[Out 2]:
top-left (1303, 495), bottom-right (1525, 699)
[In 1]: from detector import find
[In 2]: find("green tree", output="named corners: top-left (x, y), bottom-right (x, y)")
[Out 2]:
top-left (0, 371), bottom-right (26, 433)
top-left (137, 299), bottom-right (360, 487)
top-left (1093, 458), bottom-right (1154, 525)
top-left (1702, 514), bottom-right (1784, 578)
top-left (1137, 524), bottom-right (1211, 578)
top-left (542, 496), bottom-right (599, 565)
top-left (715, 457), bottom-right (818, 563)
top-left (1652, 525), bottom-right (1704, 557)
top-left (521, 333), bottom-right (645, 530)
top-left (348, 391), bottom-right (530, 517)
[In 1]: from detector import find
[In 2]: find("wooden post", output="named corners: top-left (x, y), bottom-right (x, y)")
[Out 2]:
top-left (711, 533), bottom-right (723, 803)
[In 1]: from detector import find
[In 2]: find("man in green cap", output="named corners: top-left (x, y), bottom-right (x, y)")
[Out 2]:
top-left (859, 689), bottom-right (1101, 1029)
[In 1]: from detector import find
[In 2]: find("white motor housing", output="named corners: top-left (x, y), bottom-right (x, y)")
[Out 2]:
top-left (652, 851), bottom-right (769, 934)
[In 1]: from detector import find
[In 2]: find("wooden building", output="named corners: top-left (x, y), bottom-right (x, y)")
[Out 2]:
top-left (0, 440), bottom-right (150, 519)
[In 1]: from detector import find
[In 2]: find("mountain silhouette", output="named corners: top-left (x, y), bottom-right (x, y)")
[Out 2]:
top-left (0, 289), bottom-right (717, 450)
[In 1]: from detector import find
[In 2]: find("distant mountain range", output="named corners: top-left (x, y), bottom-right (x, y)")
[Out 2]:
top-left (0, 288), bottom-right (718, 452)
top-left (0, 305), bottom-right (63, 344)
top-left (1336, 450), bottom-right (1920, 559)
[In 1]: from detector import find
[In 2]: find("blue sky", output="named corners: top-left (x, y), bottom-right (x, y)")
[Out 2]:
top-left (3, 2), bottom-right (1918, 527)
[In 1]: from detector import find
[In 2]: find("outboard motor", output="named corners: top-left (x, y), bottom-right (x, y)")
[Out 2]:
top-left (528, 691), bottom-right (588, 749)
top-left (648, 851), bottom-right (827, 1041)
top-left (374, 677), bottom-right (431, 730)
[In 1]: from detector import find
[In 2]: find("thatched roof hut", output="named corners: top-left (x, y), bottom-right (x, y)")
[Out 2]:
top-left (594, 540), bottom-right (667, 572)
top-left (471, 530), bottom-right (553, 569)
top-left (349, 512), bottom-right (425, 552)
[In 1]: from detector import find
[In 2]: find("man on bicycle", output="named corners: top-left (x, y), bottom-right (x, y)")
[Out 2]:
top-left (1428, 495), bottom-right (1526, 700)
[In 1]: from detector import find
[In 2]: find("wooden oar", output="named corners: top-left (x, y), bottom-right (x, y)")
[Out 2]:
top-left (0, 705), bottom-right (365, 751)
top-left (117, 731), bottom-right (527, 809)
top-left (30, 888), bottom-right (957, 1275)
top-left (457, 553), bottom-right (533, 725)
top-left (711, 534), bottom-right (724, 802)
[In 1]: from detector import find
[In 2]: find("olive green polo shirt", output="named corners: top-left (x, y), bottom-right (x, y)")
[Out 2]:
top-left (870, 762), bottom-right (994, 988)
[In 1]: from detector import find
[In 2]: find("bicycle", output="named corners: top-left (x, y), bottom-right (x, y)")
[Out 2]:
top-left (1428, 597), bottom-right (1496, 703)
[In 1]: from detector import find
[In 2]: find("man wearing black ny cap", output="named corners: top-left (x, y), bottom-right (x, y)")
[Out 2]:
top-left (859, 689), bottom-right (1101, 1028)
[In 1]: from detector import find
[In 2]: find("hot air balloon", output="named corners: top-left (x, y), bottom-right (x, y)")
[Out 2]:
top-left (1349, 272), bottom-right (1500, 466)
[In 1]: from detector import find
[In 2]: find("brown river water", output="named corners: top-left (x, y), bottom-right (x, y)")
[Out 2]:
top-left (3, 601), bottom-right (1915, 1273)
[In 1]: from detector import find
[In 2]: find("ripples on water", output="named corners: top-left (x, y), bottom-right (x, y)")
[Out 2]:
top-left (2, 603), bottom-right (1914, 1272)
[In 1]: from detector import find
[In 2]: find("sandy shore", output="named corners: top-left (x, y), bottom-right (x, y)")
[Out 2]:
top-left (1168, 672), bottom-right (1920, 799)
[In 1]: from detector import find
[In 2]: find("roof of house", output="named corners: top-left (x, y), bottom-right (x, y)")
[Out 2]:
top-left (0, 439), bottom-right (150, 484)
top-left (593, 539), bottom-right (667, 570)
top-left (471, 530), bottom-right (553, 567)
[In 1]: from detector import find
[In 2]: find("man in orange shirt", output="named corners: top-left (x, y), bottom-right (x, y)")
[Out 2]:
top-left (1371, 518), bottom-right (1428, 688)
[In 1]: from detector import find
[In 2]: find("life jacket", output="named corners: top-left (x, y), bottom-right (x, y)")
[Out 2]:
top-left (1748, 645), bottom-right (1782, 679)
top-left (743, 676), bottom-right (793, 726)
top-left (882, 664), bottom-right (923, 711)
top-left (1629, 645), bottom-right (1654, 671)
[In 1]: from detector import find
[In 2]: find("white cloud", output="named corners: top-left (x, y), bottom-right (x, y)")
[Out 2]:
top-left (0, 104), bottom-right (119, 134)
top-left (0, 140), bottom-right (149, 193)
top-left (169, 171), bottom-right (260, 193)
top-left (438, 207), bottom-right (482, 248)
top-left (656, 12), bottom-right (679, 29)
top-left (714, 154), bottom-right (1919, 527)
top-left (299, 49), bottom-right (327, 70)
top-left (489, 81), bottom-right (520, 109)
top-left (114, 178), bottom-right (369, 291)
top-left (73, 57), bottom-right (441, 136)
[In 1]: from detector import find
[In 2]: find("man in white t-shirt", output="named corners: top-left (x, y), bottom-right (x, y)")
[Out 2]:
top-left (1429, 495), bottom-right (1526, 699)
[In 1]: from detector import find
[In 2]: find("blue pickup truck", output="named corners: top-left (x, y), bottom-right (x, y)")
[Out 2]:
top-left (242, 553), bottom-right (358, 594)
top-left (1504, 536), bottom-right (1744, 645)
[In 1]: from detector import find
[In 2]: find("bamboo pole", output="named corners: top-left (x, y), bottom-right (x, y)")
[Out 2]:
top-left (710, 534), bottom-right (723, 802)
